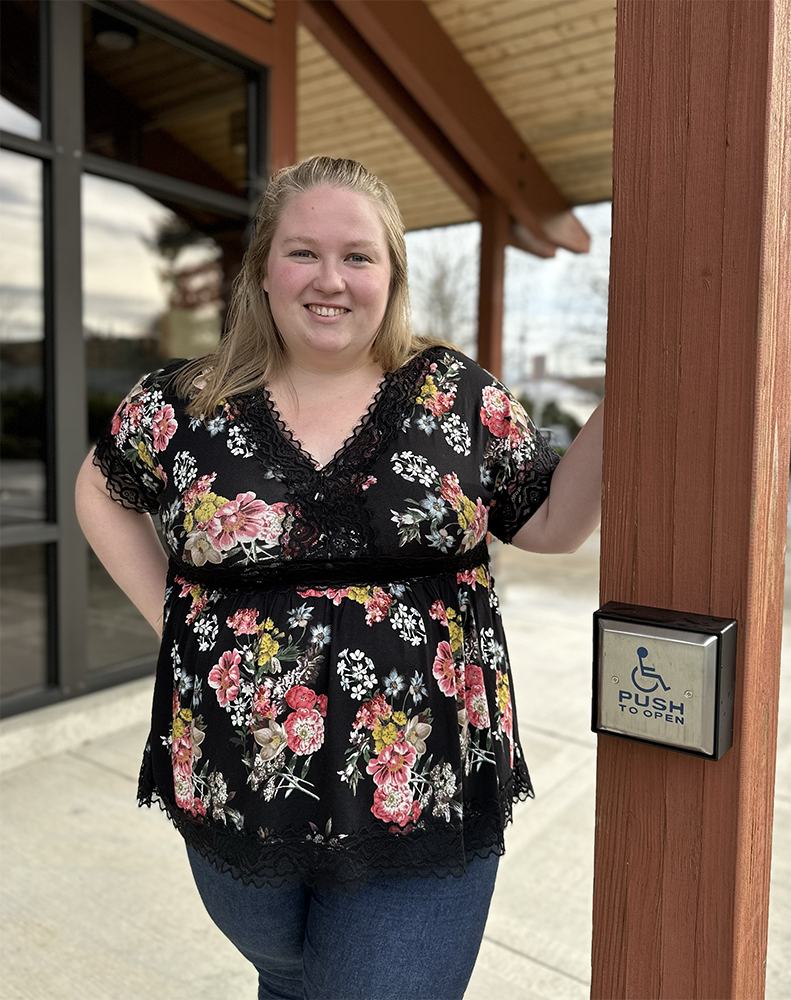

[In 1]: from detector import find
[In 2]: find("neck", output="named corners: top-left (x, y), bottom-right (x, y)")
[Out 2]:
top-left (280, 355), bottom-right (383, 390)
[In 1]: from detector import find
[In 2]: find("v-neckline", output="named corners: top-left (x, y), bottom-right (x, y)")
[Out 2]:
top-left (262, 370), bottom-right (394, 475)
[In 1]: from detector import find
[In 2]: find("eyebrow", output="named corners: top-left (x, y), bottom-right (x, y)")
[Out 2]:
top-left (281, 235), bottom-right (381, 252)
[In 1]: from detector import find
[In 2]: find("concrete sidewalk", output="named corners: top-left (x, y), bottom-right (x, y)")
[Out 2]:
top-left (1, 532), bottom-right (789, 1000)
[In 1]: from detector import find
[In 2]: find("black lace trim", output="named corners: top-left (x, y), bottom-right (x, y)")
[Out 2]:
top-left (138, 745), bottom-right (534, 894)
top-left (92, 431), bottom-right (160, 514)
top-left (488, 438), bottom-right (561, 544)
top-left (232, 350), bottom-right (437, 562)
top-left (167, 540), bottom-right (489, 591)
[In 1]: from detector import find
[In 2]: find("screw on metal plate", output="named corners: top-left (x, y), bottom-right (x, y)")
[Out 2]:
top-left (684, 690), bottom-right (693, 699)
top-left (611, 676), bottom-right (619, 684)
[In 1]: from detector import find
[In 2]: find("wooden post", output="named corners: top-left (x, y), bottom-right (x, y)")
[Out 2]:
top-left (270, 0), bottom-right (298, 172)
top-left (593, 1), bottom-right (791, 998)
top-left (477, 192), bottom-right (508, 379)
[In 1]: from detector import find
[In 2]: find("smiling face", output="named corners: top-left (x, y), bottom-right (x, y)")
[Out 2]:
top-left (263, 186), bottom-right (392, 372)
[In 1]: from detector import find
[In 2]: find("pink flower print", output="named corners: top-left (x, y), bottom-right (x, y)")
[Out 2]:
top-left (439, 472), bottom-right (464, 511)
top-left (110, 405), bottom-right (123, 435)
top-left (298, 586), bottom-right (350, 606)
top-left (360, 476), bottom-right (377, 491)
top-left (185, 590), bottom-right (209, 625)
top-left (470, 499), bottom-right (488, 544)
top-left (364, 587), bottom-right (394, 625)
top-left (226, 608), bottom-right (260, 636)
top-left (366, 740), bottom-right (417, 788)
top-left (456, 568), bottom-right (478, 588)
top-left (207, 494), bottom-right (287, 551)
top-left (432, 640), bottom-right (457, 697)
top-left (126, 402), bottom-right (142, 432)
top-left (152, 404), bottom-right (177, 452)
top-left (284, 708), bottom-right (325, 755)
top-left (316, 693), bottom-right (328, 717)
top-left (428, 600), bottom-right (449, 626)
top-left (465, 663), bottom-right (485, 695)
top-left (183, 473), bottom-right (216, 512)
top-left (353, 693), bottom-right (391, 730)
top-left (480, 385), bottom-right (512, 439)
top-left (171, 734), bottom-right (193, 775)
top-left (252, 684), bottom-right (275, 721)
top-left (371, 784), bottom-right (413, 827)
top-left (285, 685), bottom-right (317, 711)
top-left (466, 688), bottom-right (491, 729)
top-left (173, 771), bottom-right (195, 813)
top-left (208, 650), bottom-right (241, 707)
top-left (192, 797), bottom-right (207, 817)
top-left (424, 388), bottom-right (456, 417)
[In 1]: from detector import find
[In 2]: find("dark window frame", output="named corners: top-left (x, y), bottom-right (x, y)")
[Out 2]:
top-left (0, 0), bottom-right (268, 718)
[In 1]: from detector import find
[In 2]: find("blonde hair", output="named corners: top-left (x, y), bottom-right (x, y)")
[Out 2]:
top-left (174, 156), bottom-right (446, 415)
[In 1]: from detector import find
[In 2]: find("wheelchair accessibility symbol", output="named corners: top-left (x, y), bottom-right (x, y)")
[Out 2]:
top-left (631, 646), bottom-right (671, 694)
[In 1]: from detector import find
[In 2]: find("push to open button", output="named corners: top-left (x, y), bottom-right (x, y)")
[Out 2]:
top-left (592, 602), bottom-right (737, 760)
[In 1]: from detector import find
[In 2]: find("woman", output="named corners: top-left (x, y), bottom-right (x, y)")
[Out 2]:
top-left (75, 156), bottom-right (603, 1000)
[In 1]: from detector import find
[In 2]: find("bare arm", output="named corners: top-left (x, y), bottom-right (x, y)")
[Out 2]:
top-left (511, 400), bottom-right (604, 554)
top-left (75, 450), bottom-right (169, 638)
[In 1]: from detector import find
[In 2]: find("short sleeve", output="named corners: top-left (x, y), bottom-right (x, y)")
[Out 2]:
top-left (480, 382), bottom-right (561, 543)
top-left (92, 369), bottom-right (173, 514)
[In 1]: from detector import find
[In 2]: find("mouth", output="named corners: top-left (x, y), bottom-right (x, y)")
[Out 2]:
top-left (304, 304), bottom-right (350, 317)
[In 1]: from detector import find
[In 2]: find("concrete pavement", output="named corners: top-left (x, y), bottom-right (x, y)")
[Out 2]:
top-left (1, 531), bottom-right (788, 1000)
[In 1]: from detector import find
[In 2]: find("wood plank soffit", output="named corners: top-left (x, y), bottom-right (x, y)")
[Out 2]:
top-left (332, 0), bottom-right (590, 253)
top-left (299, 0), bottom-right (483, 215)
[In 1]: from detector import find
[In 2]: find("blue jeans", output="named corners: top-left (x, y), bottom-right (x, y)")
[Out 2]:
top-left (186, 845), bottom-right (499, 1000)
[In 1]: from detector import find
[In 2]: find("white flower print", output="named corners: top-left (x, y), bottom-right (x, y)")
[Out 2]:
top-left (415, 413), bottom-right (437, 434)
top-left (194, 613), bottom-right (219, 651)
top-left (480, 628), bottom-right (505, 669)
top-left (173, 451), bottom-right (197, 492)
top-left (311, 624), bottom-right (331, 645)
top-left (227, 422), bottom-right (253, 457)
top-left (389, 604), bottom-right (426, 646)
top-left (391, 451), bottom-right (438, 487)
top-left (441, 413), bottom-right (471, 456)
top-left (383, 669), bottom-right (405, 695)
top-left (337, 648), bottom-right (376, 699)
top-left (420, 495), bottom-right (448, 520)
top-left (409, 671), bottom-right (428, 704)
top-left (426, 526), bottom-right (456, 553)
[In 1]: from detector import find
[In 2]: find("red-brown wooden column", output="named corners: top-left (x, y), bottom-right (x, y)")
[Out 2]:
top-left (593, 2), bottom-right (790, 998)
top-left (477, 192), bottom-right (509, 379)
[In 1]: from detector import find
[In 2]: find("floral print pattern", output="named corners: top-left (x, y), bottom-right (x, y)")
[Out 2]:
top-left (94, 347), bottom-right (560, 889)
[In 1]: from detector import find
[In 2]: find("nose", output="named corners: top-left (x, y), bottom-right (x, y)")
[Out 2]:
top-left (312, 257), bottom-right (345, 294)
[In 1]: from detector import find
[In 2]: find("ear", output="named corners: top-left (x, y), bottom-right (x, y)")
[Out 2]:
top-left (262, 274), bottom-right (269, 295)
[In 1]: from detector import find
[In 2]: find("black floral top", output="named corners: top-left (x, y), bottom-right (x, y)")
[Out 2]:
top-left (93, 346), bottom-right (559, 892)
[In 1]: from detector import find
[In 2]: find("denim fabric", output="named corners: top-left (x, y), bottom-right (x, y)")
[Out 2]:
top-left (186, 845), bottom-right (499, 1000)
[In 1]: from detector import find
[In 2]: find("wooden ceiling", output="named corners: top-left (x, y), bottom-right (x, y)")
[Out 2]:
top-left (284, 0), bottom-right (616, 231)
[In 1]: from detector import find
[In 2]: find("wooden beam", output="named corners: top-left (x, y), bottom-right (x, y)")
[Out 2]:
top-left (477, 192), bottom-right (509, 379)
top-left (594, 1), bottom-right (790, 998)
top-left (299, 0), bottom-right (483, 215)
top-left (332, 0), bottom-right (589, 255)
top-left (139, 0), bottom-right (279, 66)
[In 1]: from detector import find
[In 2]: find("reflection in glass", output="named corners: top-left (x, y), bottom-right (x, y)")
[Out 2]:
top-left (0, 150), bottom-right (46, 524)
top-left (82, 172), bottom-right (247, 440)
top-left (0, 544), bottom-right (49, 696)
top-left (0, 0), bottom-right (42, 140)
top-left (83, 5), bottom-right (250, 196)
top-left (87, 549), bottom-right (159, 672)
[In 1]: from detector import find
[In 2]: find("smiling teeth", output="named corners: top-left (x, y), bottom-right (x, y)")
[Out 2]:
top-left (308, 305), bottom-right (348, 317)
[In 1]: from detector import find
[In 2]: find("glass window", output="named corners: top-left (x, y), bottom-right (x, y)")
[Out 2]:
top-left (0, 0), bottom-right (42, 140)
top-left (82, 171), bottom-right (247, 440)
top-left (0, 150), bottom-right (47, 525)
top-left (83, 6), bottom-right (250, 197)
top-left (86, 549), bottom-right (159, 672)
top-left (0, 544), bottom-right (49, 696)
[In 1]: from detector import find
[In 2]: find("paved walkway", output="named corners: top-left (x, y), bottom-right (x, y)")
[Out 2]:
top-left (1, 532), bottom-right (788, 999)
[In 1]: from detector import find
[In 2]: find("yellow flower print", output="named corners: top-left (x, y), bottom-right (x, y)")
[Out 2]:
top-left (462, 497), bottom-right (477, 523)
top-left (137, 441), bottom-right (154, 469)
top-left (476, 565), bottom-right (489, 588)
top-left (346, 586), bottom-right (370, 605)
top-left (172, 707), bottom-right (193, 740)
top-left (257, 632), bottom-right (280, 665)
top-left (392, 711), bottom-right (407, 727)
top-left (262, 617), bottom-right (275, 632)
top-left (498, 674), bottom-right (511, 714)
top-left (193, 492), bottom-right (229, 525)
top-left (419, 375), bottom-right (438, 398)
top-left (183, 512), bottom-right (194, 533)
top-left (448, 619), bottom-right (463, 652)
top-left (373, 721), bottom-right (400, 754)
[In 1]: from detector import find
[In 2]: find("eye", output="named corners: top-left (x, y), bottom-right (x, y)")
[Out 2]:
top-left (347, 253), bottom-right (370, 263)
top-left (289, 250), bottom-right (316, 258)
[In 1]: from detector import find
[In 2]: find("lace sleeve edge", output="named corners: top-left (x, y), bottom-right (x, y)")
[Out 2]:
top-left (488, 440), bottom-right (560, 544)
top-left (92, 432), bottom-right (161, 515)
